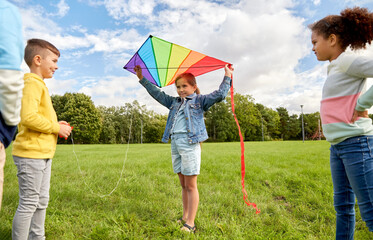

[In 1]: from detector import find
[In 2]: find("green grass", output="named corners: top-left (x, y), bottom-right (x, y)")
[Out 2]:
top-left (1, 141), bottom-right (372, 239)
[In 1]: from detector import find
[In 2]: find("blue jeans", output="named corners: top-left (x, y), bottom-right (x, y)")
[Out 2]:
top-left (12, 156), bottom-right (52, 240)
top-left (330, 136), bottom-right (373, 240)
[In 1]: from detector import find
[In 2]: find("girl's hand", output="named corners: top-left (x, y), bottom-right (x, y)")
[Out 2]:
top-left (224, 64), bottom-right (234, 78)
top-left (134, 65), bottom-right (143, 80)
top-left (351, 110), bottom-right (369, 123)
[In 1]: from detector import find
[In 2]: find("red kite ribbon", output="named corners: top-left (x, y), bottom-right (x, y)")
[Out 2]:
top-left (230, 75), bottom-right (260, 214)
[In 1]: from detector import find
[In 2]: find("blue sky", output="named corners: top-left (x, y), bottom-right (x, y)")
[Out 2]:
top-left (9, 0), bottom-right (373, 114)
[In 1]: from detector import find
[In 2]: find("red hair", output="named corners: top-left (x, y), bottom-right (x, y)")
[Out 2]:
top-left (175, 73), bottom-right (200, 94)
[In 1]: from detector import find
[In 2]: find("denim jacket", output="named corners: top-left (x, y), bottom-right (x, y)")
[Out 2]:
top-left (139, 76), bottom-right (232, 144)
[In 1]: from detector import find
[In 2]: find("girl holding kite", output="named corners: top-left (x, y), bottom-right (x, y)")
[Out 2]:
top-left (134, 64), bottom-right (233, 233)
top-left (309, 7), bottom-right (373, 239)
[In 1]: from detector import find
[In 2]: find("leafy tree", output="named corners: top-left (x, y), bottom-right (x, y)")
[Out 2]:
top-left (277, 107), bottom-right (290, 140)
top-left (288, 114), bottom-right (301, 140)
top-left (52, 91), bottom-right (325, 143)
top-left (97, 106), bottom-right (117, 144)
top-left (256, 103), bottom-right (281, 140)
top-left (144, 113), bottom-right (167, 143)
top-left (52, 93), bottom-right (102, 144)
top-left (301, 112), bottom-right (322, 140)
top-left (205, 101), bottom-right (237, 142)
top-left (97, 101), bottom-right (167, 144)
top-left (226, 93), bottom-right (260, 141)
top-left (122, 101), bottom-right (148, 143)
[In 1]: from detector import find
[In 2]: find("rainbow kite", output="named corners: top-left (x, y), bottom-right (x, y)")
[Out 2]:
top-left (123, 35), bottom-right (229, 87)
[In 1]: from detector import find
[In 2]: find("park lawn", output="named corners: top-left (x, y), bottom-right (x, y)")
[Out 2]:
top-left (1, 141), bottom-right (372, 239)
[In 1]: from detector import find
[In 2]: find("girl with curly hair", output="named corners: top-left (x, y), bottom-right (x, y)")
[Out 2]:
top-left (309, 6), bottom-right (373, 239)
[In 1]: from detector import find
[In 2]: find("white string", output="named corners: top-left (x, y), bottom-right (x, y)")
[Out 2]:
top-left (71, 118), bottom-right (132, 198)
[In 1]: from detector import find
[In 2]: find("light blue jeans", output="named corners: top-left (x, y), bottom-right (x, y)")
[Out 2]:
top-left (330, 136), bottom-right (373, 240)
top-left (12, 156), bottom-right (52, 240)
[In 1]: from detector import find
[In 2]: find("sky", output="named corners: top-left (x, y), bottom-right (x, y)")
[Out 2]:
top-left (8, 0), bottom-right (373, 115)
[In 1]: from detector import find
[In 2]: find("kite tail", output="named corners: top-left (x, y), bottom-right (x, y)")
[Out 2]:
top-left (230, 75), bottom-right (260, 214)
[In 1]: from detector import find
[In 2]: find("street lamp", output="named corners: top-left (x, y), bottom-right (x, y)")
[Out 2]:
top-left (301, 105), bottom-right (305, 143)
top-left (261, 117), bottom-right (264, 141)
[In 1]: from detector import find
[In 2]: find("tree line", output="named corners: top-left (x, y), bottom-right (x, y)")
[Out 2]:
top-left (51, 92), bottom-right (325, 144)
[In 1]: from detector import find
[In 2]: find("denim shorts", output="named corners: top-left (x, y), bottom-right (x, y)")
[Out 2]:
top-left (171, 133), bottom-right (201, 176)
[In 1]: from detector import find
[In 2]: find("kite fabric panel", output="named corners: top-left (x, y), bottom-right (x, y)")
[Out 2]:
top-left (123, 35), bottom-right (229, 87)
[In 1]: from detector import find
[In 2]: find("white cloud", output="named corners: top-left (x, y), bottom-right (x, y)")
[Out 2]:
top-left (312, 0), bottom-right (321, 5)
top-left (19, 6), bottom-right (62, 38)
top-left (101, 0), bottom-right (156, 20)
top-left (49, 0), bottom-right (70, 18)
top-left (45, 77), bottom-right (79, 96)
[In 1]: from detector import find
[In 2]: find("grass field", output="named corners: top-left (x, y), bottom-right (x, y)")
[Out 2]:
top-left (1, 141), bottom-right (372, 239)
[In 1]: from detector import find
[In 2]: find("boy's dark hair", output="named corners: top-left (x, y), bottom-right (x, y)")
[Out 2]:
top-left (24, 39), bottom-right (60, 67)
top-left (308, 7), bottom-right (373, 50)
top-left (175, 72), bottom-right (201, 94)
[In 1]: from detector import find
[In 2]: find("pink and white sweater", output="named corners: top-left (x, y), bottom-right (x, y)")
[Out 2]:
top-left (321, 51), bottom-right (373, 145)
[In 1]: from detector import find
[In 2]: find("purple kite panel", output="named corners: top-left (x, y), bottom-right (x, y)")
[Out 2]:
top-left (124, 53), bottom-right (158, 86)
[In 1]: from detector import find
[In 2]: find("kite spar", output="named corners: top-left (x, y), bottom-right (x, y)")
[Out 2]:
top-left (123, 35), bottom-right (260, 214)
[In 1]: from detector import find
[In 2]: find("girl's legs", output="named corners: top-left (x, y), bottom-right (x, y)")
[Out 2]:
top-left (183, 175), bottom-right (199, 228)
top-left (171, 134), bottom-right (200, 230)
top-left (178, 173), bottom-right (188, 221)
top-left (330, 146), bottom-right (356, 240)
top-left (330, 136), bottom-right (373, 239)
top-left (178, 173), bottom-right (199, 228)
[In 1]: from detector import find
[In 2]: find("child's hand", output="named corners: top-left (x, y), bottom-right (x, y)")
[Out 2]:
top-left (351, 110), bottom-right (369, 123)
top-left (134, 65), bottom-right (143, 80)
top-left (224, 64), bottom-right (234, 78)
top-left (58, 121), bottom-right (72, 139)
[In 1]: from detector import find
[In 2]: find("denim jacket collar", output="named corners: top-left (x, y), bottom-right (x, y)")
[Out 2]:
top-left (177, 93), bottom-right (196, 102)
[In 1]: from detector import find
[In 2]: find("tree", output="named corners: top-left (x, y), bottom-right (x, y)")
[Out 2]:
top-left (144, 113), bottom-right (167, 143)
top-left (97, 101), bottom-right (167, 144)
top-left (301, 112), bottom-right (321, 140)
top-left (52, 93), bottom-right (102, 144)
top-left (277, 107), bottom-right (290, 140)
top-left (52, 91), bottom-right (324, 143)
top-left (227, 93), bottom-right (260, 141)
top-left (97, 106), bottom-right (117, 144)
top-left (256, 104), bottom-right (281, 140)
top-left (288, 114), bottom-right (301, 140)
top-left (205, 101), bottom-right (237, 142)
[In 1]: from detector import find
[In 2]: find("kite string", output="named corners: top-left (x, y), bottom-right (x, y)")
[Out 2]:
top-left (71, 118), bottom-right (132, 198)
top-left (230, 75), bottom-right (260, 214)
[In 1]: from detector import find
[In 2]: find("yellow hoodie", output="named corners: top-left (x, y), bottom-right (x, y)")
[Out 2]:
top-left (12, 73), bottom-right (60, 159)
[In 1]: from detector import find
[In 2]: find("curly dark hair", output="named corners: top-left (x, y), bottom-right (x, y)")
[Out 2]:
top-left (309, 7), bottom-right (373, 50)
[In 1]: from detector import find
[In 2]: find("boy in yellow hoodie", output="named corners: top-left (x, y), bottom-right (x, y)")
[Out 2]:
top-left (12, 39), bottom-right (72, 240)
